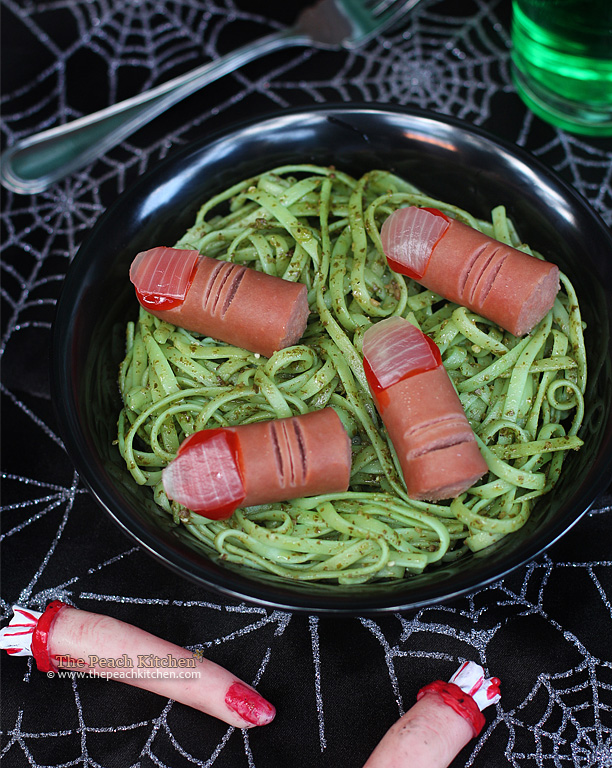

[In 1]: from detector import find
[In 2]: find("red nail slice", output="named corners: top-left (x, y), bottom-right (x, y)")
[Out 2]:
top-left (225, 681), bottom-right (276, 726)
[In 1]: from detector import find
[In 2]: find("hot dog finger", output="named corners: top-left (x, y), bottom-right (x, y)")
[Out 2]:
top-left (0, 603), bottom-right (276, 729)
top-left (130, 246), bottom-right (310, 357)
top-left (362, 316), bottom-right (488, 500)
top-left (162, 408), bottom-right (352, 519)
top-left (363, 661), bottom-right (501, 768)
top-left (381, 206), bottom-right (560, 337)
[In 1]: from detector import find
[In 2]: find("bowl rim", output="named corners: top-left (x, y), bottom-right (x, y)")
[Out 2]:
top-left (51, 102), bottom-right (612, 615)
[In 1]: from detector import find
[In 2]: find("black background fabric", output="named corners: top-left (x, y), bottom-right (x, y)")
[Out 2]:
top-left (1, 1), bottom-right (611, 766)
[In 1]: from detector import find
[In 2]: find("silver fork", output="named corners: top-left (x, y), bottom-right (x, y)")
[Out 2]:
top-left (0, 0), bottom-right (420, 195)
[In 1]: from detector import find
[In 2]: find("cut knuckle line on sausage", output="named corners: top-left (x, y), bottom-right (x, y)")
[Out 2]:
top-left (269, 422), bottom-right (285, 487)
top-left (201, 259), bottom-right (224, 311)
top-left (463, 245), bottom-right (500, 305)
top-left (473, 248), bottom-right (506, 306)
top-left (458, 242), bottom-right (488, 298)
top-left (220, 264), bottom-right (247, 318)
top-left (293, 419), bottom-right (308, 483)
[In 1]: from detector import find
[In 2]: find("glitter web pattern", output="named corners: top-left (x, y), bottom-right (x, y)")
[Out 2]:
top-left (1, 0), bottom-right (611, 766)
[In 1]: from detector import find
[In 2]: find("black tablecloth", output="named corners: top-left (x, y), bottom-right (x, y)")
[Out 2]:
top-left (2, 1), bottom-right (611, 766)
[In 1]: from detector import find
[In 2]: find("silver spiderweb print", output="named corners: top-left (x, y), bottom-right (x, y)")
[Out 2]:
top-left (1, 0), bottom-right (611, 766)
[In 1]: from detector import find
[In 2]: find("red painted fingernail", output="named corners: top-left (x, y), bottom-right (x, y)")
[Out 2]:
top-left (225, 681), bottom-right (276, 726)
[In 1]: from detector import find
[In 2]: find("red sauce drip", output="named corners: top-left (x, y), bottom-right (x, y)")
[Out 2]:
top-left (385, 254), bottom-right (423, 281)
top-left (363, 333), bottom-right (442, 410)
top-left (31, 600), bottom-right (68, 673)
top-left (417, 680), bottom-right (486, 737)
top-left (178, 428), bottom-right (246, 520)
top-left (363, 357), bottom-right (391, 408)
top-left (487, 678), bottom-right (501, 700)
top-left (422, 207), bottom-right (451, 222)
top-left (136, 290), bottom-right (183, 310)
top-left (136, 261), bottom-right (199, 311)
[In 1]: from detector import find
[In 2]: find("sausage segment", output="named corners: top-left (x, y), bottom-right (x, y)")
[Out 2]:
top-left (0, 603), bottom-right (276, 728)
top-left (236, 408), bottom-right (352, 506)
top-left (362, 317), bottom-right (487, 500)
top-left (162, 408), bottom-right (352, 519)
top-left (130, 247), bottom-right (310, 357)
top-left (381, 207), bottom-right (560, 337)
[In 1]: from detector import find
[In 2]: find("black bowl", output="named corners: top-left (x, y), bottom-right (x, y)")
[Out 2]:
top-left (51, 105), bottom-right (612, 614)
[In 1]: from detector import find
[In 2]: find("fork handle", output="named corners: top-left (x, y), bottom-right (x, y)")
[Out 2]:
top-left (0, 29), bottom-right (307, 194)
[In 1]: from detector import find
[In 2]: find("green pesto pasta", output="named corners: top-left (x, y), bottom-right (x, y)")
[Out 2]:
top-left (117, 165), bottom-right (586, 585)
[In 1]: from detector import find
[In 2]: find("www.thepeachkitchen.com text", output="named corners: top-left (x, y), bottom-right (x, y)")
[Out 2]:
top-left (47, 652), bottom-right (206, 679)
